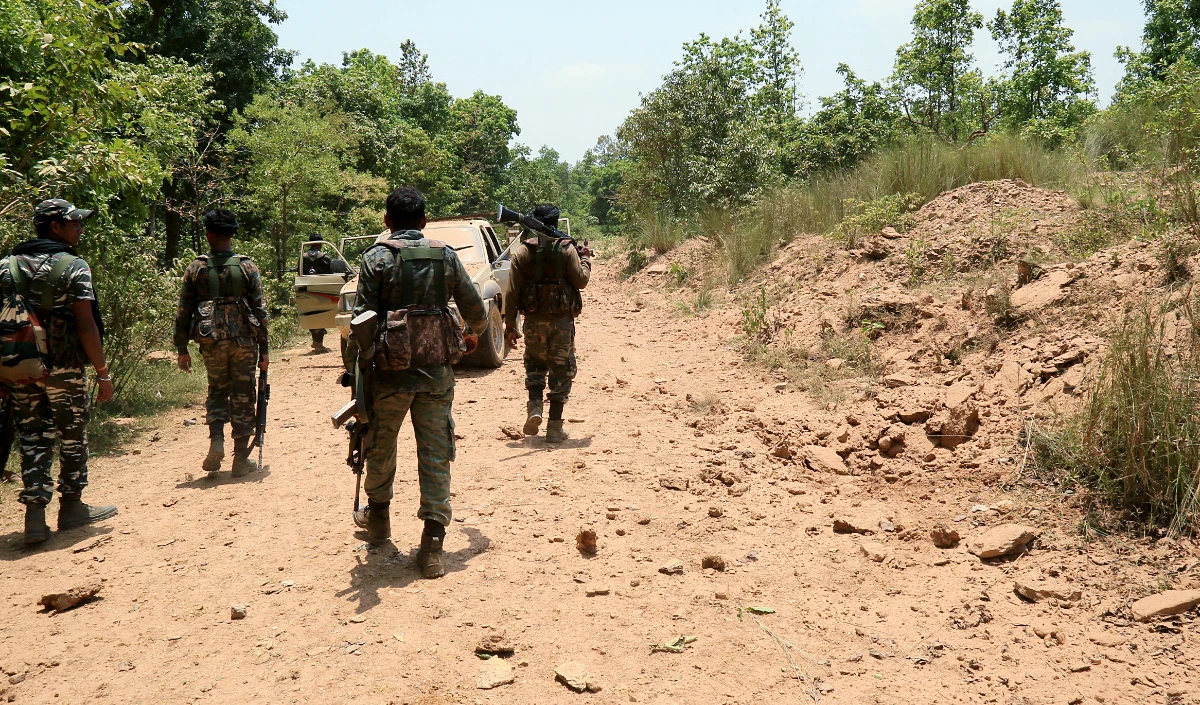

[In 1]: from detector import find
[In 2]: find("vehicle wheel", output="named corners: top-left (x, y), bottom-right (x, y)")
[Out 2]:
top-left (465, 300), bottom-right (506, 368)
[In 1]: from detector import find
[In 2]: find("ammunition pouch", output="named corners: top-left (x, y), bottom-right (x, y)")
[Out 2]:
top-left (194, 254), bottom-right (255, 342)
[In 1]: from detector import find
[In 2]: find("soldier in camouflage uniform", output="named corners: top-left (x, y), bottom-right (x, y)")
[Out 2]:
top-left (174, 210), bottom-right (270, 478)
top-left (1, 199), bottom-right (118, 545)
top-left (349, 187), bottom-right (487, 579)
top-left (503, 204), bottom-right (591, 444)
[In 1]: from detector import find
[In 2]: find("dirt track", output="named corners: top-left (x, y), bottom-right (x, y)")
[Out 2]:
top-left (0, 267), bottom-right (1194, 705)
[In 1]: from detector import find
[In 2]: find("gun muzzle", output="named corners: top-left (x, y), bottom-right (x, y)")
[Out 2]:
top-left (497, 204), bottom-right (523, 225)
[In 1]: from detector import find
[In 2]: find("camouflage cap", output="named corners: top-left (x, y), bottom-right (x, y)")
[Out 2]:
top-left (33, 199), bottom-right (93, 224)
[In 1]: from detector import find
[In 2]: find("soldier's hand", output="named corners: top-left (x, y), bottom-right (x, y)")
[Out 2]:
top-left (259, 354), bottom-right (270, 372)
top-left (462, 334), bottom-right (479, 356)
top-left (96, 378), bottom-right (114, 404)
top-left (505, 329), bottom-right (520, 349)
top-left (177, 353), bottom-right (191, 373)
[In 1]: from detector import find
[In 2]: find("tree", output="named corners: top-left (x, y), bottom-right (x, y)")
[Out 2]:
top-left (226, 96), bottom-right (381, 275)
top-left (794, 64), bottom-right (899, 173)
top-left (892, 0), bottom-right (985, 142)
top-left (442, 91), bottom-right (520, 211)
top-left (500, 146), bottom-right (567, 213)
top-left (990, 0), bottom-right (1094, 142)
top-left (1117, 0), bottom-right (1200, 98)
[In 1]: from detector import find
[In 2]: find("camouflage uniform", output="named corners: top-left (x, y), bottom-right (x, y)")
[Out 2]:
top-left (0, 249), bottom-right (98, 506)
top-left (350, 229), bottom-right (487, 526)
top-left (173, 250), bottom-right (269, 440)
top-left (504, 237), bottom-right (591, 404)
top-left (302, 247), bottom-right (333, 349)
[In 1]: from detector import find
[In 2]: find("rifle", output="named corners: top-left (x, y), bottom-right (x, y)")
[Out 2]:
top-left (331, 310), bottom-right (379, 515)
top-left (496, 205), bottom-right (591, 258)
top-left (252, 368), bottom-right (270, 468)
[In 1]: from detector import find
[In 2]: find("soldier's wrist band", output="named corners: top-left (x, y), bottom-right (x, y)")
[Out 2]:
top-left (96, 374), bottom-right (112, 382)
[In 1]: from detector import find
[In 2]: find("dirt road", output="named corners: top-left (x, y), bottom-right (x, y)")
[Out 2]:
top-left (0, 269), bottom-right (1190, 705)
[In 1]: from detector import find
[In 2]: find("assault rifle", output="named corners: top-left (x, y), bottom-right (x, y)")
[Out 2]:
top-left (252, 368), bottom-right (270, 468)
top-left (496, 205), bottom-right (591, 258)
top-left (331, 310), bottom-right (379, 515)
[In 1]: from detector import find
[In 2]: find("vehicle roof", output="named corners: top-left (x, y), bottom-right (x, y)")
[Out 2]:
top-left (425, 219), bottom-right (492, 229)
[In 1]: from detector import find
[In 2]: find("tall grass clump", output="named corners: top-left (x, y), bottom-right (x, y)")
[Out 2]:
top-left (1028, 302), bottom-right (1200, 534)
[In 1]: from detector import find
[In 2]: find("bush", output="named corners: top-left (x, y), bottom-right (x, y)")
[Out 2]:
top-left (1029, 302), bottom-right (1200, 534)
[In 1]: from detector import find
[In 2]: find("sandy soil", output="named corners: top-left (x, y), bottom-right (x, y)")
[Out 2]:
top-left (0, 263), bottom-right (1197, 705)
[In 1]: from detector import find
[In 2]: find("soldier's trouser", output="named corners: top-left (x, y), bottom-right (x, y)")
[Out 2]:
top-left (199, 338), bottom-right (258, 439)
top-left (365, 381), bottom-right (455, 526)
top-left (523, 317), bottom-right (577, 404)
top-left (8, 368), bottom-right (90, 507)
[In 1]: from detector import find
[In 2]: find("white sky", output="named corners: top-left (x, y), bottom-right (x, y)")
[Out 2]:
top-left (275, 0), bottom-right (1147, 161)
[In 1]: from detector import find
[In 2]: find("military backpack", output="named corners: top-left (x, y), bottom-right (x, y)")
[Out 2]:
top-left (371, 239), bottom-right (466, 372)
top-left (0, 253), bottom-right (77, 383)
top-left (517, 237), bottom-right (583, 318)
top-left (194, 254), bottom-right (261, 342)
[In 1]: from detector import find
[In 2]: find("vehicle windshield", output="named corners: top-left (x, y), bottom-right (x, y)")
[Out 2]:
top-left (425, 225), bottom-right (486, 264)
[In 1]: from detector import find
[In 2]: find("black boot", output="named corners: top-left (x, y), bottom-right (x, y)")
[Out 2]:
top-left (23, 504), bottom-right (49, 545)
top-left (231, 436), bottom-right (256, 478)
top-left (203, 423), bottom-right (225, 473)
top-left (353, 500), bottom-right (391, 540)
top-left (417, 522), bottom-right (446, 579)
top-left (57, 494), bottom-right (117, 530)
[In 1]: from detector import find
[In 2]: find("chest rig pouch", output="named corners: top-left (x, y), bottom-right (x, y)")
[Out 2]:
top-left (518, 237), bottom-right (583, 318)
top-left (196, 254), bottom-right (255, 340)
top-left (373, 241), bottom-right (466, 372)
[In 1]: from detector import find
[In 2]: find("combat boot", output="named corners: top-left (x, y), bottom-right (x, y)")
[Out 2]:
top-left (57, 494), bottom-right (118, 530)
top-left (545, 419), bottom-right (570, 444)
top-left (523, 400), bottom-right (544, 436)
top-left (417, 531), bottom-right (446, 579)
top-left (231, 436), bottom-right (256, 478)
top-left (24, 504), bottom-right (49, 545)
top-left (203, 423), bottom-right (225, 473)
top-left (353, 501), bottom-right (391, 540)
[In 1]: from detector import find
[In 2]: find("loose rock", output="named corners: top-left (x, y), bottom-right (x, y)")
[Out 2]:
top-left (930, 526), bottom-right (960, 548)
top-left (1013, 573), bottom-right (1082, 602)
top-left (833, 517), bottom-right (874, 535)
top-left (659, 559), bottom-right (685, 575)
top-left (38, 582), bottom-right (102, 612)
top-left (859, 541), bottom-right (888, 563)
top-left (476, 632), bottom-right (516, 656)
top-left (576, 529), bottom-right (598, 555)
top-left (477, 658), bottom-right (515, 690)
top-left (804, 445), bottom-right (847, 474)
top-left (555, 662), bottom-right (601, 693)
top-left (968, 524), bottom-right (1039, 559)
top-left (230, 605), bottom-right (247, 620)
top-left (702, 555), bottom-right (726, 571)
top-left (1130, 589), bottom-right (1200, 622)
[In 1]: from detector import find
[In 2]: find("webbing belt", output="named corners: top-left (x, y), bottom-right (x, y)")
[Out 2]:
top-left (206, 255), bottom-right (244, 299)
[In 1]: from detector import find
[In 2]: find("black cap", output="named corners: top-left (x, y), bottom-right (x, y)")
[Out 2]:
top-left (33, 199), bottom-right (93, 224)
top-left (532, 203), bottom-right (560, 228)
top-left (203, 209), bottom-right (239, 236)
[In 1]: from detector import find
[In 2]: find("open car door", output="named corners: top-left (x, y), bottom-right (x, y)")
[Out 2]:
top-left (294, 240), bottom-right (351, 331)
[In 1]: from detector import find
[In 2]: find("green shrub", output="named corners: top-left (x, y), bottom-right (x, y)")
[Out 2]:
top-left (1028, 303), bottom-right (1200, 534)
top-left (833, 192), bottom-right (923, 247)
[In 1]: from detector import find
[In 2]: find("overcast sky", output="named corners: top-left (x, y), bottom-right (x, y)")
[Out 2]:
top-left (274, 0), bottom-right (1147, 161)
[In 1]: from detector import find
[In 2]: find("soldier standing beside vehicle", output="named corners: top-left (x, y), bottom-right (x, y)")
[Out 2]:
top-left (174, 210), bottom-right (270, 478)
top-left (503, 204), bottom-right (591, 444)
top-left (302, 234), bottom-right (333, 352)
top-left (349, 186), bottom-right (486, 579)
top-left (1, 199), bottom-right (117, 544)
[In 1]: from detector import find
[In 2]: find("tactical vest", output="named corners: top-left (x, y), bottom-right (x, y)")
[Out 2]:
top-left (518, 237), bottom-right (583, 318)
top-left (194, 253), bottom-right (257, 341)
top-left (371, 239), bottom-right (465, 372)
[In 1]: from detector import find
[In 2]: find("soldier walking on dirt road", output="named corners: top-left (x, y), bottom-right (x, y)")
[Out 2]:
top-left (301, 234), bottom-right (333, 352)
top-left (2, 199), bottom-right (117, 545)
top-left (503, 204), bottom-right (591, 443)
top-left (174, 210), bottom-right (270, 479)
top-left (348, 187), bottom-right (487, 578)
